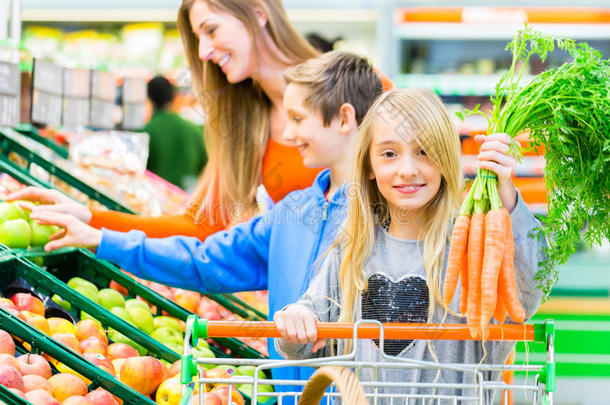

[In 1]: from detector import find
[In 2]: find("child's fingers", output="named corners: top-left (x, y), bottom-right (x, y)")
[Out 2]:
top-left (478, 140), bottom-right (510, 155)
top-left (30, 211), bottom-right (73, 228)
top-left (477, 150), bottom-right (515, 168)
top-left (312, 339), bottom-right (326, 353)
top-left (304, 315), bottom-right (318, 344)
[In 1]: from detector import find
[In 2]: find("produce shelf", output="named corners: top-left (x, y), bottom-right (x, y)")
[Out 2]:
top-left (0, 128), bottom-right (134, 214)
top-left (16, 246), bottom-right (266, 359)
top-left (0, 254), bottom-right (156, 404)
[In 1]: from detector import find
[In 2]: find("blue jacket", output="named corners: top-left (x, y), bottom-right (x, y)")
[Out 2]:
top-left (96, 169), bottom-right (347, 395)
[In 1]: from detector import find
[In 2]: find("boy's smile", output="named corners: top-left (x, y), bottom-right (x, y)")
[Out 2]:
top-left (282, 83), bottom-right (345, 169)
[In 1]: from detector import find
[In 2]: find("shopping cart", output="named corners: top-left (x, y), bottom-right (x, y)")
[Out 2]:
top-left (179, 315), bottom-right (555, 405)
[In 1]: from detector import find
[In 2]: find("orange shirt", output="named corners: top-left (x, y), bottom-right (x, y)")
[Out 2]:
top-left (89, 139), bottom-right (322, 239)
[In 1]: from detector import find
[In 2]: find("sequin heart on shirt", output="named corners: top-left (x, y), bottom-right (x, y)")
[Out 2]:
top-left (361, 273), bottom-right (429, 356)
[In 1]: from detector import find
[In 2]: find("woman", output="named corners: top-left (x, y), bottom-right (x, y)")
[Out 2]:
top-left (11, 0), bottom-right (322, 239)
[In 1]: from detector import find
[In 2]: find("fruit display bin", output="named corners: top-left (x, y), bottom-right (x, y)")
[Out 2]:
top-left (0, 250), bottom-right (188, 363)
top-left (15, 246), bottom-right (266, 360)
top-left (0, 128), bottom-right (134, 214)
top-left (0, 293), bottom-right (156, 403)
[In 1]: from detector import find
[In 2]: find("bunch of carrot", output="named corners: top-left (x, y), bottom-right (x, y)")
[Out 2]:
top-left (442, 169), bottom-right (525, 339)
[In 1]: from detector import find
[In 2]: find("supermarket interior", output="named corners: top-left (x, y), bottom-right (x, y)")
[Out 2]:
top-left (0, 1), bottom-right (609, 404)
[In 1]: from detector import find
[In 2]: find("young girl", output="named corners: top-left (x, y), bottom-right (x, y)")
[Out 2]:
top-left (274, 88), bottom-right (547, 402)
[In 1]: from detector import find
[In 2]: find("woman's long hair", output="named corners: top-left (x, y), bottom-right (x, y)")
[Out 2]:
top-left (178, 0), bottom-right (319, 225)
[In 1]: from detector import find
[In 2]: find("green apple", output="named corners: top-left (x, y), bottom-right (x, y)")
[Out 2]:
top-left (29, 256), bottom-right (44, 266)
top-left (151, 326), bottom-right (183, 346)
top-left (98, 288), bottom-right (125, 310)
top-left (238, 383), bottom-right (274, 402)
top-left (29, 222), bottom-right (60, 247)
top-left (236, 365), bottom-right (266, 380)
top-left (80, 311), bottom-right (96, 321)
top-left (108, 329), bottom-right (147, 356)
top-left (125, 298), bottom-right (150, 312)
top-left (74, 284), bottom-right (99, 304)
top-left (0, 218), bottom-right (32, 248)
top-left (68, 277), bottom-right (98, 293)
top-left (110, 306), bottom-right (135, 324)
top-left (12, 200), bottom-right (35, 220)
top-left (153, 316), bottom-right (183, 333)
top-left (126, 306), bottom-right (154, 334)
top-left (52, 294), bottom-right (71, 311)
top-left (191, 346), bottom-right (215, 359)
top-left (0, 202), bottom-right (26, 222)
top-left (165, 343), bottom-right (184, 355)
top-left (196, 339), bottom-right (210, 350)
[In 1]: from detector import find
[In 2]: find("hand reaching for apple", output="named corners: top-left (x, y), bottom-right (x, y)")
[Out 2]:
top-left (29, 211), bottom-right (101, 252)
top-left (7, 187), bottom-right (93, 224)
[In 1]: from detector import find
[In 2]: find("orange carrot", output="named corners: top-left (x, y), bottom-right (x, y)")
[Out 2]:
top-left (443, 215), bottom-right (470, 307)
top-left (459, 251), bottom-right (469, 316)
top-left (467, 212), bottom-right (485, 338)
top-left (480, 208), bottom-right (508, 338)
top-left (498, 214), bottom-right (526, 323)
top-left (494, 282), bottom-right (507, 324)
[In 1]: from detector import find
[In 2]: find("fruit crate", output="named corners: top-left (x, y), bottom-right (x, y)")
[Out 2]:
top-left (16, 246), bottom-right (266, 360)
top-left (0, 128), bottom-right (134, 214)
top-left (0, 383), bottom-right (32, 405)
top-left (0, 250), bottom-right (186, 364)
top-left (0, 287), bottom-right (156, 404)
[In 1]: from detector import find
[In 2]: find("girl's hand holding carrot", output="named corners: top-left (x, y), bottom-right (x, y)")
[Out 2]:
top-left (274, 304), bottom-right (326, 353)
top-left (474, 133), bottom-right (518, 213)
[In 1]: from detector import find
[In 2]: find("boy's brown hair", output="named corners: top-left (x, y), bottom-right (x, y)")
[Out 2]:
top-left (284, 50), bottom-right (383, 126)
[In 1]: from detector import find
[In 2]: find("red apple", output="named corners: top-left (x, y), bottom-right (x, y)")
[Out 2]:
top-left (83, 353), bottom-right (115, 376)
top-left (119, 356), bottom-right (164, 395)
top-left (25, 388), bottom-right (61, 405)
top-left (75, 320), bottom-right (108, 345)
top-left (48, 373), bottom-right (88, 402)
top-left (0, 299), bottom-right (18, 312)
top-left (108, 281), bottom-right (128, 297)
top-left (62, 396), bottom-right (93, 405)
top-left (16, 354), bottom-right (51, 379)
top-left (25, 389), bottom-right (61, 405)
top-left (22, 374), bottom-right (53, 394)
top-left (174, 289), bottom-right (200, 313)
top-left (51, 333), bottom-right (82, 355)
top-left (204, 366), bottom-right (236, 389)
top-left (167, 360), bottom-right (181, 378)
top-left (0, 353), bottom-right (19, 371)
top-left (192, 392), bottom-right (222, 405)
top-left (11, 293), bottom-right (44, 316)
top-left (47, 318), bottom-right (76, 336)
top-left (20, 311), bottom-right (50, 335)
top-left (107, 343), bottom-right (138, 361)
top-left (85, 388), bottom-right (120, 405)
top-left (111, 359), bottom-right (126, 380)
top-left (7, 387), bottom-right (25, 398)
top-left (80, 336), bottom-right (108, 356)
top-left (0, 330), bottom-right (15, 356)
top-left (0, 365), bottom-right (24, 390)
top-left (211, 386), bottom-right (245, 405)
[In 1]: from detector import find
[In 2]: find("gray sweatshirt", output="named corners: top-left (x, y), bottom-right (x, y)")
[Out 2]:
top-left (275, 194), bottom-right (547, 404)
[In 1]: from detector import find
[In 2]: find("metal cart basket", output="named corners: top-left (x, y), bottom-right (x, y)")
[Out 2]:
top-left (179, 316), bottom-right (555, 405)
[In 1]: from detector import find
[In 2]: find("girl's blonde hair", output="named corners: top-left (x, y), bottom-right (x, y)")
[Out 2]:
top-left (178, 0), bottom-right (319, 225)
top-left (335, 89), bottom-right (462, 328)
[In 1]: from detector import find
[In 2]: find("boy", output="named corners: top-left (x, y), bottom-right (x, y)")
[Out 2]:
top-left (30, 51), bottom-right (383, 394)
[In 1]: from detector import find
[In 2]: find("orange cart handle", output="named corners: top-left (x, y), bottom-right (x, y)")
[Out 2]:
top-left (191, 319), bottom-right (534, 342)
